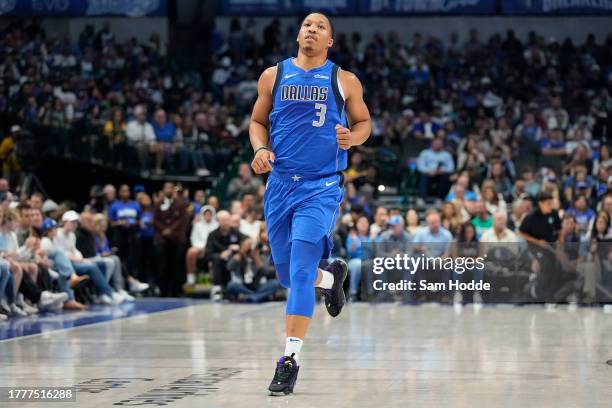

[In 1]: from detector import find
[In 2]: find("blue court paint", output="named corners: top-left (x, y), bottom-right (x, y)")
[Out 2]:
top-left (0, 298), bottom-right (203, 341)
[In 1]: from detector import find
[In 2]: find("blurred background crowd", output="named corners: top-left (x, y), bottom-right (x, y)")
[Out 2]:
top-left (0, 14), bottom-right (611, 319)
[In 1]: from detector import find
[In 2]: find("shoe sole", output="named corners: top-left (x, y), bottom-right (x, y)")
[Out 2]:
top-left (325, 260), bottom-right (348, 317)
top-left (268, 388), bottom-right (293, 396)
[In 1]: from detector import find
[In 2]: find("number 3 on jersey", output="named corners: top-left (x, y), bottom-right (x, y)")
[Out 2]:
top-left (312, 103), bottom-right (327, 127)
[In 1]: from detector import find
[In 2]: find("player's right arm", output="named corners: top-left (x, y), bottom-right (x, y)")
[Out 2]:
top-left (249, 66), bottom-right (277, 174)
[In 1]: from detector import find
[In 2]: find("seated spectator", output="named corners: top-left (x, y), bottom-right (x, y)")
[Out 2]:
top-left (481, 211), bottom-right (520, 244)
top-left (482, 184), bottom-right (507, 215)
top-left (346, 215), bottom-right (370, 302)
top-left (50, 211), bottom-right (121, 305)
top-left (186, 205), bottom-right (218, 286)
top-left (37, 217), bottom-right (87, 310)
top-left (412, 210), bottom-right (453, 299)
top-left (540, 128), bottom-right (566, 157)
top-left (417, 137), bottom-right (455, 199)
top-left (226, 163), bottom-right (263, 201)
top-left (126, 105), bottom-right (156, 169)
top-left (379, 215), bottom-right (412, 245)
top-left (405, 209), bottom-right (421, 236)
top-left (565, 195), bottom-right (595, 236)
top-left (101, 108), bottom-right (128, 166)
top-left (413, 111), bottom-right (442, 140)
top-left (489, 161), bottom-right (514, 202)
top-left (151, 109), bottom-right (182, 175)
top-left (240, 206), bottom-right (261, 248)
top-left (451, 222), bottom-right (481, 305)
top-left (226, 238), bottom-right (280, 303)
top-left (205, 210), bottom-right (248, 301)
top-left (471, 201), bottom-right (493, 239)
top-left (441, 202), bottom-right (463, 236)
top-left (0, 125), bottom-right (23, 187)
top-left (370, 206), bottom-right (389, 239)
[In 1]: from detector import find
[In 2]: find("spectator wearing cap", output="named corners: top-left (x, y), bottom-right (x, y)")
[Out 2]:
top-left (519, 192), bottom-right (561, 302)
top-left (378, 215), bottom-right (412, 245)
top-left (109, 185), bottom-right (141, 279)
top-left (186, 205), bottom-right (218, 286)
top-left (126, 105), bottom-right (156, 170)
top-left (0, 125), bottom-right (22, 187)
top-left (52, 211), bottom-right (121, 305)
top-left (38, 217), bottom-right (87, 310)
top-left (417, 137), bottom-right (455, 200)
top-left (226, 163), bottom-right (263, 201)
top-left (42, 197), bottom-right (58, 214)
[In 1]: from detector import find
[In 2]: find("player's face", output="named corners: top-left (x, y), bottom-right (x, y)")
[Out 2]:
top-left (297, 14), bottom-right (333, 54)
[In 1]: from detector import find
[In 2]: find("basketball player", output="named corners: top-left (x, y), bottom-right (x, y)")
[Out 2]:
top-left (249, 12), bottom-right (371, 395)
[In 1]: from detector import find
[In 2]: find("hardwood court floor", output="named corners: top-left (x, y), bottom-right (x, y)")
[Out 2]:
top-left (1, 301), bottom-right (612, 407)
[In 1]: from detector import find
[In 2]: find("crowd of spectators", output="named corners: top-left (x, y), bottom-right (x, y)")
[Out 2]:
top-left (0, 18), bottom-right (611, 316)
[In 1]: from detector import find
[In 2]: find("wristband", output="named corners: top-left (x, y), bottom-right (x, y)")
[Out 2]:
top-left (253, 145), bottom-right (271, 155)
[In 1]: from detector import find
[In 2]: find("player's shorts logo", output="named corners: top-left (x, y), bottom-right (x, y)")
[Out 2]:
top-left (0, 0), bottom-right (16, 15)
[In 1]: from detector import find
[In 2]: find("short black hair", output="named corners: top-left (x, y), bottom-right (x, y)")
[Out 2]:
top-left (538, 191), bottom-right (553, 202)
top-left (301, 12), bottom-right (334, 38)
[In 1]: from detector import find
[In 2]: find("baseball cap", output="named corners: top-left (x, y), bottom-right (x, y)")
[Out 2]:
top-left (388, 215), bottom-right (403, 226)
top-left (133, 184), bottom-right (145, 194)
top-left (42, 199), bottom-right (59, 214)
top-left (61, 210), bottom-right (80, 223)
top-left (41, 218), bottom-right (57, 233)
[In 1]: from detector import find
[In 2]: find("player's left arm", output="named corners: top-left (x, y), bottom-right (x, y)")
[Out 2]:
top-left (336, 70), bottom-right (371, 150)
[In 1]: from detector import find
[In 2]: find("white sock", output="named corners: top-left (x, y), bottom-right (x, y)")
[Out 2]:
top-left (187, 274), bottom-right (196, 285)
top-left (316, 269), bottom-right (334, 290)
top-left (284, 337), bottom-right (303, 364)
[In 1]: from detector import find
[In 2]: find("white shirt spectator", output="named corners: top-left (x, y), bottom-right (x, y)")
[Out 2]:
top-left (126, 120), bottom-right (156, 144)
top-left (190, 209), bottom-right (218, 249)
top-left (240, 218), bottom-right (261, 248)
top-left (55, 228), bottom-right (83, 260)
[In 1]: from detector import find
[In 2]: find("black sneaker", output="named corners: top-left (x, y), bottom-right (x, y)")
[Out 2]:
top-left (268, 354), bottom-right (299, 395)
top-left (319, 259), bottom-right (348, 317)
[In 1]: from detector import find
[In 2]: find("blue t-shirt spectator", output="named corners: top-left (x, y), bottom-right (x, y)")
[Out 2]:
top-left (346, 233), bottom-right (369, 260)
top-left (109, 200), bottom-right (141, 226)
top-left (417, 148), bottom-right (455, 174)
top-left (565, 207), bottom-right (595, 230)
top-left (95, 235), bottom-right (111, 255)
top-left (153, 122), bottom-right (177, 143)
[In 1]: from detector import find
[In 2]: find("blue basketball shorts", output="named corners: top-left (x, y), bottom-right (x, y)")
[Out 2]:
top-left (263, 171), bottom-right (344, 264)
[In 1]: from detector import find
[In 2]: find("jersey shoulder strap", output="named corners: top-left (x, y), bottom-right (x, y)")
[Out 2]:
top-left (271, 60), bottom-right (285, 105)
top-left (330, 63), bottom-right (345, 119)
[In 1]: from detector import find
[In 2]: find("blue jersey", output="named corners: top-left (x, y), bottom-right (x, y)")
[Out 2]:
top-left (269, 58), bottom-right (348, 178)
